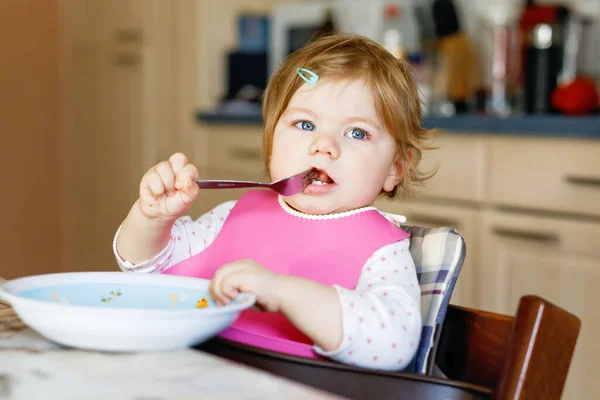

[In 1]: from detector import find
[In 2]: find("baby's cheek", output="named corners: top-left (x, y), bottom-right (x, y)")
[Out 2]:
top-left (353, 175), bottom-right (386, 203)
top-left (267, 152), bottom-right (285, 181)
top-left (356, 187), bottom-right (380, 206)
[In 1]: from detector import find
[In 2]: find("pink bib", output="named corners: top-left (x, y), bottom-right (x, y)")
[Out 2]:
top-left (162, 190), bottom-right (409, 358)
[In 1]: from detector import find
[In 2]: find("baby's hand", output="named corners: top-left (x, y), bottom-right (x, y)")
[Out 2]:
top-left (138, 153), bottom-right (200, 223)
top-left (209, 259), bottom-right (284, 312)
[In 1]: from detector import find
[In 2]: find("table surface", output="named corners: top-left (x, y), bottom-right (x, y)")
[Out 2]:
top-left (0, 278), bottom-right (491, 400)
top-left (0, 284), bottom-right (344, 400)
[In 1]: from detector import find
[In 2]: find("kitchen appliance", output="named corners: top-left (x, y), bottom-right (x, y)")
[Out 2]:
top-left (518, 2), bottom-right (570, 114)
top-left (225, 51), bottom-right (268, 102)
top-left (269, 0), bottom-right (422, 74)
top-left (523, 21), bottom-right (566, 114)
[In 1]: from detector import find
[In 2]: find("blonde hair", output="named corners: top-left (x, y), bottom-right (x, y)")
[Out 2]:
top-left (262, 34), bottom-right (436, 198)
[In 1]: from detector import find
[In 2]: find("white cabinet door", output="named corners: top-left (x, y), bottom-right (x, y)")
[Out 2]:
top-left (61, 0), bottom-right (184, 272)
top-left (375, 199), bottom-right (480, 309)
top-left (480, 210), bottom-right (600, 400)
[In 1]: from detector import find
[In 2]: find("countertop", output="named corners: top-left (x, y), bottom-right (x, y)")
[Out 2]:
top-left (196, 110), bottom-right (600, 139)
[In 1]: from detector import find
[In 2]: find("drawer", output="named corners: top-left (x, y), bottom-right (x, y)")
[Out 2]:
top-left (416, 134), bottom-right (486, 202)
top-left (488, 136), bottom-right (600, 217)
top-left (208, 127), bottom-right (265, 176)
top-left (482, 209), bottom-right (600, 260)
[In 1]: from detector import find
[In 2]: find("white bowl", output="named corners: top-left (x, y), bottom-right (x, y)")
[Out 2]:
top-left (0, 272), bottom-right (256, 352)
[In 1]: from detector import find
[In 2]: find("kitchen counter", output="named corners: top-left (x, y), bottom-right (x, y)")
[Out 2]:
top-left (196, 110), bottom-right (600, 139)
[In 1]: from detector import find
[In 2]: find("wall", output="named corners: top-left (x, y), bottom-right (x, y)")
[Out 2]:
top-left (0, 0), bottom-right (62, 278)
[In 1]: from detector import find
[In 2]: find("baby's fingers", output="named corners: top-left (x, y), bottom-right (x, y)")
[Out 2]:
top-left (154, 161), bottom-right (176, 196)
top-left (210, 264), bottom-right (244, 306)
top-left (209, 274), bottom-right (228, 306)
top-left (175, 164), bottom-right (200, 205)
top-left (163, 178), bottom-right (198, 216)
top-left (140, 170), bottom-right (166, 202)
top-left (181, 178), bottom-right (199, 204)
top-left (169, 153), bottom-right (189, 175)
top-left (175, 163), bottom-right (200, 190)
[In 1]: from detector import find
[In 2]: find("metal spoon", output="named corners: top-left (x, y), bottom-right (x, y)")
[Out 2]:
top-left (195, 168), bottom-right (316, 196)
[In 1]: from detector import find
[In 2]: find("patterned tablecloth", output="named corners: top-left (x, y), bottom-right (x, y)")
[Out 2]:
top-left (0, 278), bottom-right (344, 400)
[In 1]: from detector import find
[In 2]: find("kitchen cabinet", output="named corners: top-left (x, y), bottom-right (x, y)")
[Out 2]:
top-left (413, 134), bottom-right (488, 203)
top-left (59, 0), bottom-right (199, 273)
top-left (487, 135), bottom-right (600, 217)
top-left (479, 210), bottom-right (600, 400)
top-left (410, 134), bottom-right (599, 400)
top-left (193, 126), bottom-right (266, 215)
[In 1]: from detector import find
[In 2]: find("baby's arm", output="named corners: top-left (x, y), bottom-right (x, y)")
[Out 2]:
top-left (114, 201), bottom-right (236, 273)
top-left (279, 239), bottom-right (421, 371)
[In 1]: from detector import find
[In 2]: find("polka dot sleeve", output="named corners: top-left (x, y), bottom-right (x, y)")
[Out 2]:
top-left (313, 238), bottom-right (422, 371)
top-left (113, 201), bottom-right (237, 273)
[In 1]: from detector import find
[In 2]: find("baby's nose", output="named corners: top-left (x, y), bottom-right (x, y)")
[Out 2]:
top-left (309, 135), bottom-right (340, 159)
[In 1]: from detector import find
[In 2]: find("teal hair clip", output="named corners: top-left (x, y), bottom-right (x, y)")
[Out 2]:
top-left (296, 68), bottom-right (319, 85)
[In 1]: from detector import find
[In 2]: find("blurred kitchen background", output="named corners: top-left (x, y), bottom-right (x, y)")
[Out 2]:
top-left (1, 1), bottom-right (599, 398)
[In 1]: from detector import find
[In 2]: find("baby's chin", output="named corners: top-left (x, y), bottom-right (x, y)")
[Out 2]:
top-left (283, 195), bottom-right (354, 216)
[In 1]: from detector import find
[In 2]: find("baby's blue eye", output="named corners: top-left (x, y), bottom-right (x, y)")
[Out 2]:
top-left (345, 128), bottom-right (368, 140)
top-left (294, 121), bottom-right (315, 131)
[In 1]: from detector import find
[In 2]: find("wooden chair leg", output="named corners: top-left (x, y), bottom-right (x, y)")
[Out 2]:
top-left (495, 295), bottom-right (581, 400)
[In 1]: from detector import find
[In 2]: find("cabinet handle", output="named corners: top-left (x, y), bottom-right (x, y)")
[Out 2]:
top-left (113, 52), bottom-right (140, 66)
top-left (406, 213), bottom-right (456, 228)
top-left (492, 227), bottom-right (559, 243)
top-left (564, 174), bottom-right (600, 187)
top-left (116, 28), bottom-right (143, 44)
top-left (229, 147), bottom-right (262, 161)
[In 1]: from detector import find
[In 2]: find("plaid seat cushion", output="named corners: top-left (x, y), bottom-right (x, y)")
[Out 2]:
top-left (401, 226), bottom-right (466, 374)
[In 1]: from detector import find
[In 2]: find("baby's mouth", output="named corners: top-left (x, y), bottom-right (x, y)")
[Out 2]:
top-left (310, 170), bottom-right (334, 185)
top-left (305, 169), bottom-right (334, 185)
top-left (303, 169), bottom-right (335, 194)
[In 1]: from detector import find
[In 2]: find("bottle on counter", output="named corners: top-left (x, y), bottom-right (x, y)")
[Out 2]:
top-left (476, 0), bottom-right (522, 117)
top-left (381, 3), bottom-right (405, 59)
top-left (517, 1), bottom-right (570, 114)
top-left (431, 0), bottom-right (481, 115)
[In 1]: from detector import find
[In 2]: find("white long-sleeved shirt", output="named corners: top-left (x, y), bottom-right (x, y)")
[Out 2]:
top-left (113, 198), bottom-right (421, 371)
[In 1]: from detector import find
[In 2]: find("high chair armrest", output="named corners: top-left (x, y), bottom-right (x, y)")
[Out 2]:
top-left (495, 295), bottom-right (581, 400)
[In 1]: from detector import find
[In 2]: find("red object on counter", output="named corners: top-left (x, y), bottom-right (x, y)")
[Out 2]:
top-left (518, 4), bottom-right (562, 33)
top-left (551, 77), bottom-right (599, 115)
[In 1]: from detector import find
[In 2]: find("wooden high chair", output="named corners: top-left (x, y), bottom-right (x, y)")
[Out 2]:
top-left (200, 294), bottom-right (580, 400)
top-left (434, 295), bottom-right (581, 400)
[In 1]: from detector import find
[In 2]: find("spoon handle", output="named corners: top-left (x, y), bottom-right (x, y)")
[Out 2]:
top-left (195, 179), bottom-right (268, 190)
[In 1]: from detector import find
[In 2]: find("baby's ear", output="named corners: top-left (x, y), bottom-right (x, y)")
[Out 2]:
top-left (383, 158), bottom-right (404, 192)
